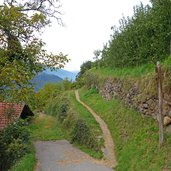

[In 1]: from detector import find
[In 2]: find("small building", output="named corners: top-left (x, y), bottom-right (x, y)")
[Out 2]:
top-left (0, 102), bottom-right (34, 129)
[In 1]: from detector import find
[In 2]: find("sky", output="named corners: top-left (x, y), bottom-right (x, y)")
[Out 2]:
top-left (1, 0), bottom-right (150, 72)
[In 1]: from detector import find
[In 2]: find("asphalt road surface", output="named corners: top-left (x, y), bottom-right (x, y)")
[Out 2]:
top-left (34, 140), bottom-right (113, 171)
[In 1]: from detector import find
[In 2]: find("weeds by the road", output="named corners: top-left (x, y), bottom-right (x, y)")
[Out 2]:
top-left (29, 114), bottom-right (66, 141)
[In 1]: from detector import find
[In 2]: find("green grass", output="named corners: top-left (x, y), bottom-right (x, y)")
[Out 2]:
top-left (79, 87), bottom-right (171, 171)
top-left (68, 91), bottom-right (102, 137)
top-left (90, 63), bottom-right (154, 78)
top-left (67, 91), bottom-right (104, 159)
top-left (163, 55), bottom-right (171, 68)
top-left (29, 114), bottom-right (66, 141)
top-left (89, 56), bottom-right (171, 79)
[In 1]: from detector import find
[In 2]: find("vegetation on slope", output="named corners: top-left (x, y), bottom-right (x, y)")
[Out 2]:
top-left (89, 63), bottom-right (154, 78)
top-left (79, 87), bottom-right (171, 171)
top-left (69, 91), bottom-right (102, 137)
top-left (99, 0), bottom-right (171, 68)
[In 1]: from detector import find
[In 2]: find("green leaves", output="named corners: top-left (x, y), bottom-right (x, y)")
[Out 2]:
top-left (0, 1), bottom-right (69, 102)
top-left (101, 0), bottom-right (171, 68)
top-left (0, 120), bottom-right (30, 170)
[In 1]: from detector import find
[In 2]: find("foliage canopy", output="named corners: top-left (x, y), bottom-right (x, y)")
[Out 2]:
top-left (100, 0), bottom-right (171, 68)
top-left (0, 0), bottom-right (69, 102)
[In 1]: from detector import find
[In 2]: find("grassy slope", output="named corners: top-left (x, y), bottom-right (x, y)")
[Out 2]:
top-left (66, 91), bottom-right (104, 159)
top-left (68, 91), bottom-right (102, 137)
top-left (90, 63), bottom-right (154, 78)
top-left (90, 56), bottom-right (171, 79)
top-left (79, 88), bottom-right (171, 171)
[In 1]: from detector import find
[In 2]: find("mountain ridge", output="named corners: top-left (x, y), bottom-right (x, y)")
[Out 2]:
top-left (32, 69), bottom-right (78, 91)
top-left (32, 72), bottom-right (63, 91)
top-left (44, 68), bottom-right (78, 81)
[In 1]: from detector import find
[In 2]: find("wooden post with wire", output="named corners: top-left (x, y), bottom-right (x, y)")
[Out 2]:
top-left (156, 61), bottom-right (164, 146)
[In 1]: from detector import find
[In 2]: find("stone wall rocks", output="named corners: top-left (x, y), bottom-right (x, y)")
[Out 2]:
top-left (85, 72), bottom-right (171, 129)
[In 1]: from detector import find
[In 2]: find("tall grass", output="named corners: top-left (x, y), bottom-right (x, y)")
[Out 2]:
top-left (29, 114), bottom-right (66, 141)
top-left (79, 88), bottom-right (171, 171)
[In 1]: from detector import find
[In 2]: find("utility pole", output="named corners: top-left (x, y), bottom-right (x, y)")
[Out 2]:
top-left (156, 61), bottom-right (164, 147)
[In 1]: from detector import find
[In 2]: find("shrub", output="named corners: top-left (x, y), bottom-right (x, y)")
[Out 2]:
top-left (58, 103), bottom-right (69, 122)
top-left (0, 120), bottom-right (30, 171)
top-left (71, 118), bottom-right (99, 151)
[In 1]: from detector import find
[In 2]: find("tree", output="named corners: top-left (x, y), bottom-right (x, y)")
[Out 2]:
top-left (100, 0), bottom-right (171, 68)
top-left (0, 0), bottom-right (69, 102)
top-left (35, 80), bottom-right (73, 110)
top-left (77, 61), bottom-right (93, 78)
top-left (75, 61), bottom-right (93, 87)
top-left (93, 49), bottom-right (101, 69)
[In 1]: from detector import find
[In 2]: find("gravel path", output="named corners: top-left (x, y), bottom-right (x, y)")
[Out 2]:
top-left (34, 140), bottom-right (113, 171)
top-left (75, 90), bottom-right (117, 168)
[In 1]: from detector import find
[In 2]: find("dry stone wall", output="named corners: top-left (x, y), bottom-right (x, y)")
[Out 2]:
top-left (85, 72), bottom-right (171, 128)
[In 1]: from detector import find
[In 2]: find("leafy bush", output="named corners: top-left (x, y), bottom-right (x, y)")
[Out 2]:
top-left (71, 118), bottom-right (99, 150)
top-left (0, 120), bottom-right (30, 171)
top-left (58, 103), bottom-right (69, 122)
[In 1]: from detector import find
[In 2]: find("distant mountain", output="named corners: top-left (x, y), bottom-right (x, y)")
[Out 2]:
top-left (44, 68), bottom-right (78, 82)
top-left (32, 72), bottom-right (63, 91)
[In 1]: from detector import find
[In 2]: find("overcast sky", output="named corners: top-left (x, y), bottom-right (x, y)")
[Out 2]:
top-left (14, 0), bottom-right (151, 71)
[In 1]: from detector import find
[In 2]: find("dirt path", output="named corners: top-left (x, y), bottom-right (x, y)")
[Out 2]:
top-left (35, 140), bottom-right (113, 171)
top-left (75, 90), bottom-right (117, 168)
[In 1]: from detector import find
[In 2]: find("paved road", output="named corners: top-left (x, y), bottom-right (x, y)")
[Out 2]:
top-left (35, 140), bottom-right (113, 171)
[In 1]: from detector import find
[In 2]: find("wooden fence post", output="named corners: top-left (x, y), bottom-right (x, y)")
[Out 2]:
top-left (156, 61), bottom-right (164, 146)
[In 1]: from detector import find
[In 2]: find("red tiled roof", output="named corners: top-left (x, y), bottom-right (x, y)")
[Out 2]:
top-left (0, 102), bottom-right (24, 129)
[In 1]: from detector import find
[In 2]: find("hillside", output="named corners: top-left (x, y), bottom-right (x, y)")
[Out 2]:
top-left (32, 72), bottom-right (63, 91)
top-left (78, 59), bottom-right (171, 170)
top-left (84, 58), bottom-right (171, 118)
top-left (79, 87), bottom-right (171, 171)
top-left (44, 68), bottom-right (78, 82)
